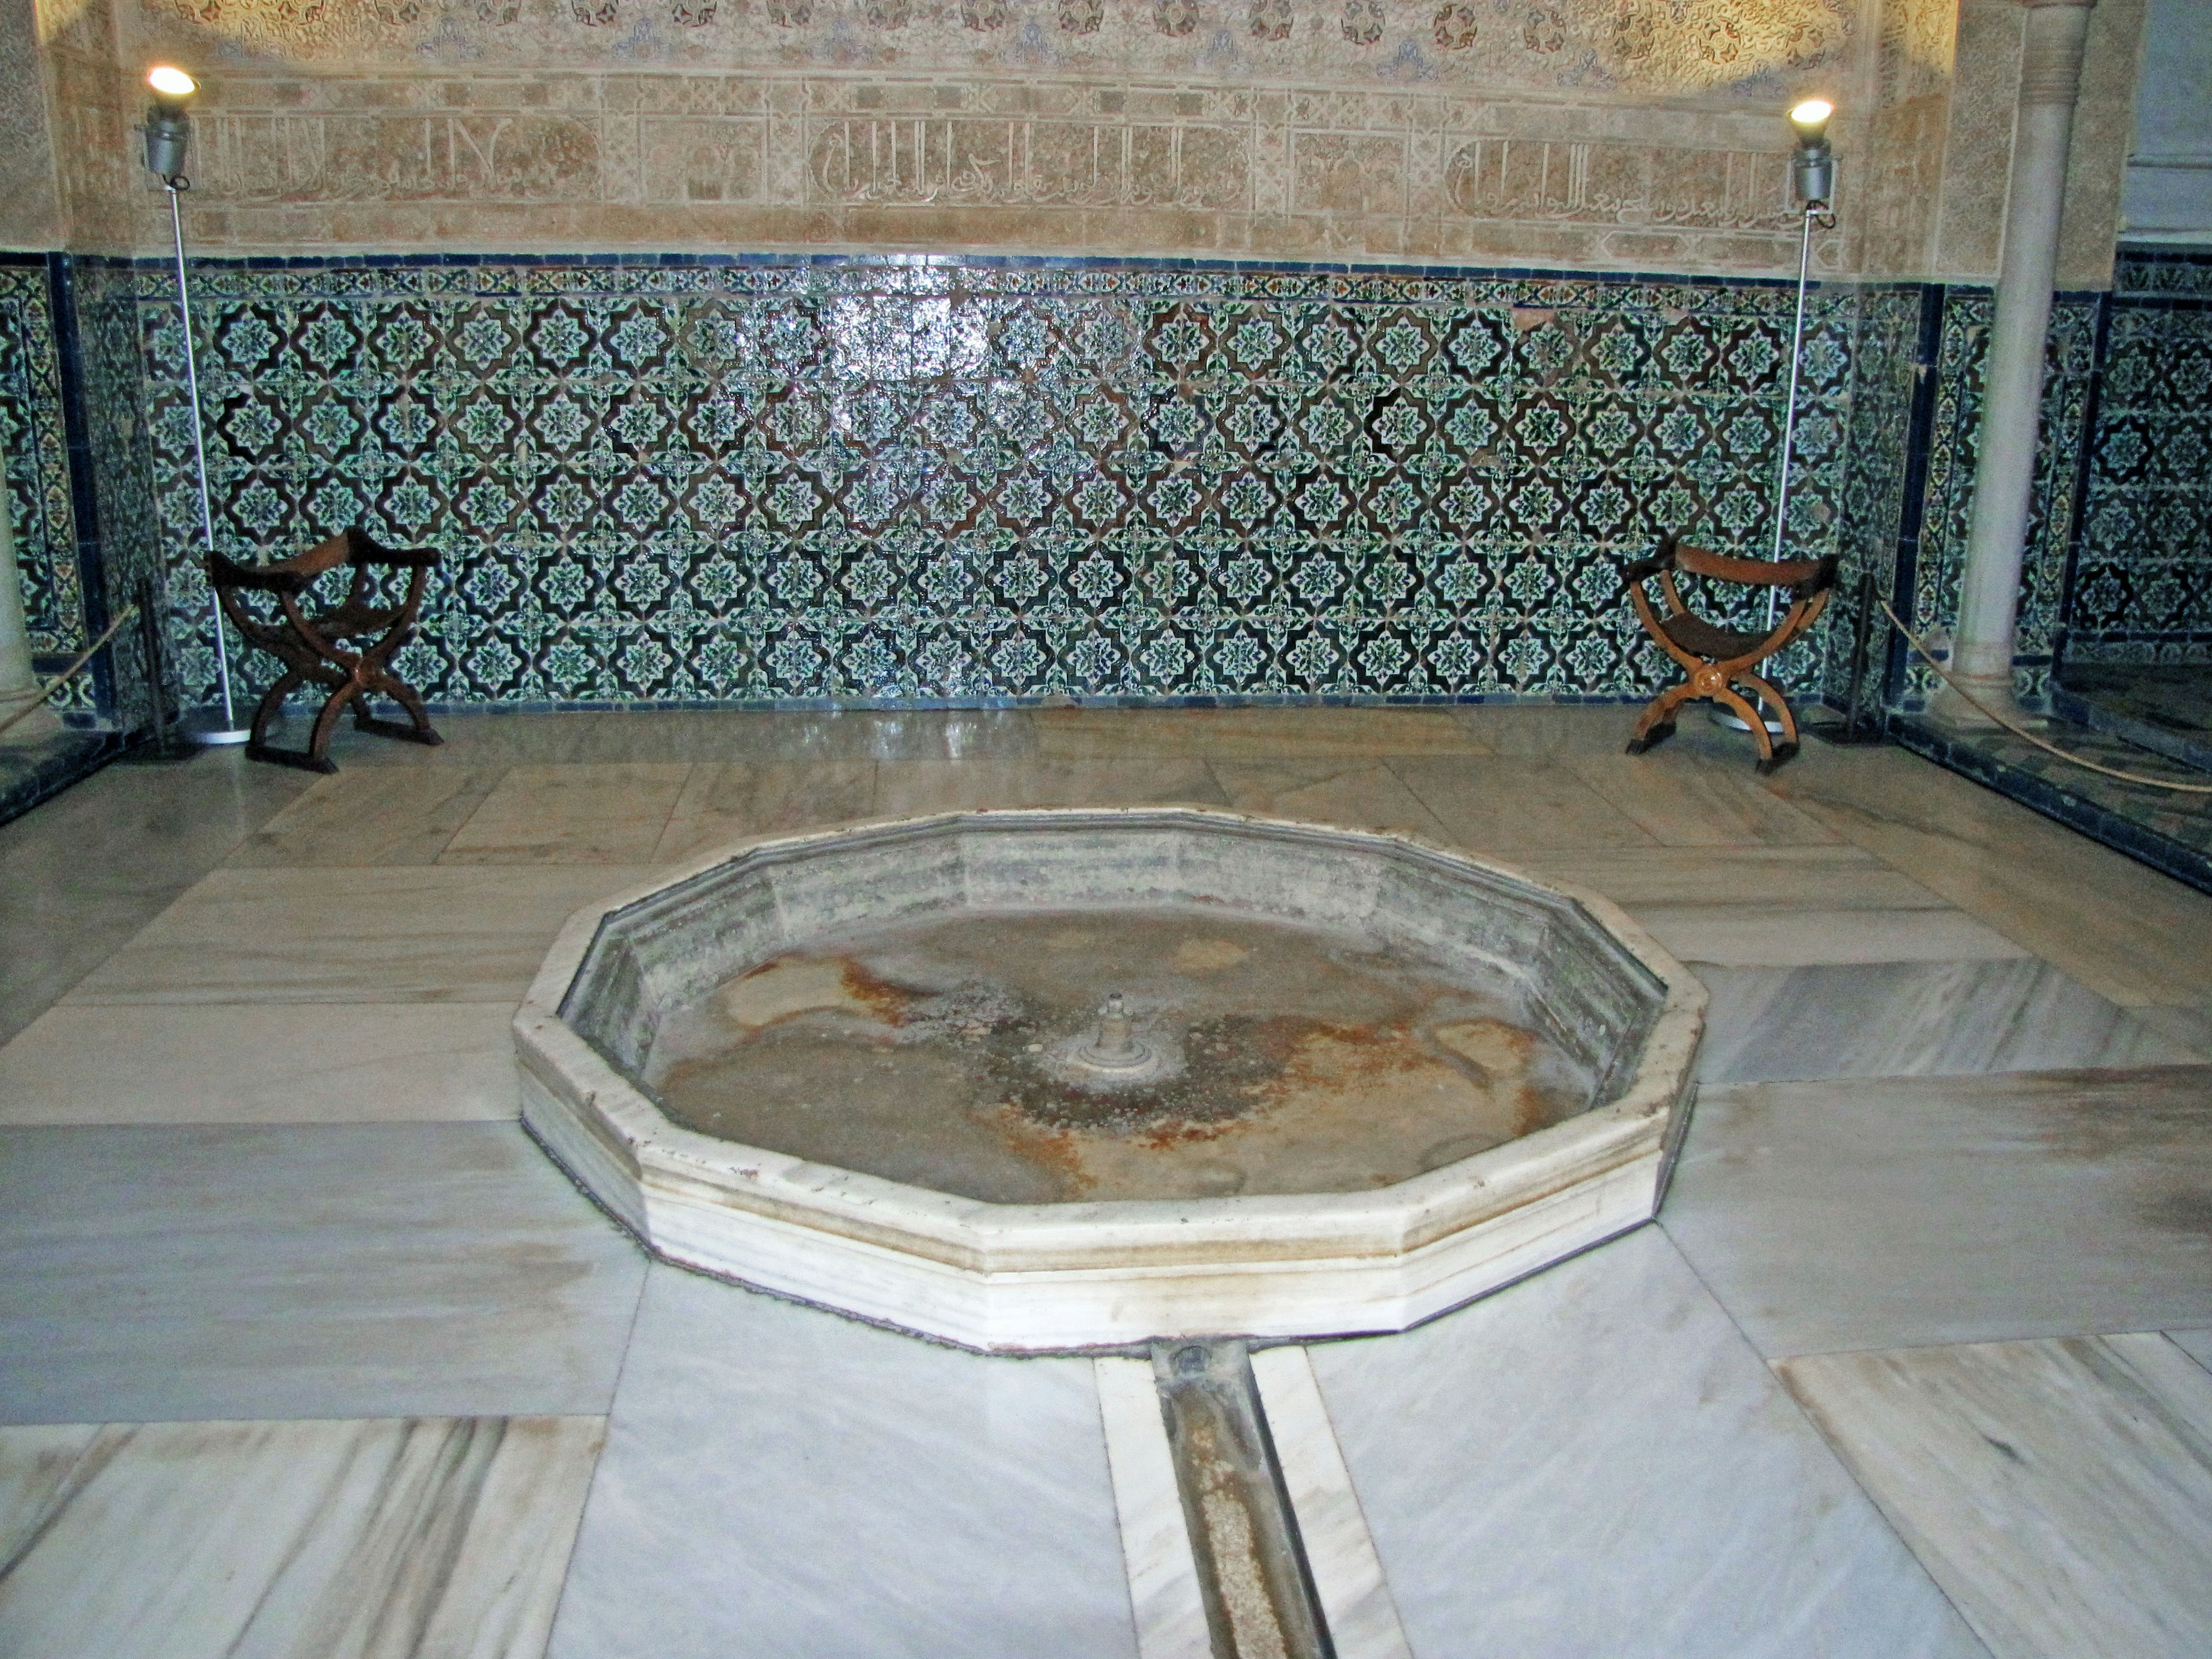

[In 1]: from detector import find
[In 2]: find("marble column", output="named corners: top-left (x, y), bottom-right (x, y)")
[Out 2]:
top-left (1931, 0), bottom-right (2098, 728)
top-left (0, 480), bottom-right (60, 742)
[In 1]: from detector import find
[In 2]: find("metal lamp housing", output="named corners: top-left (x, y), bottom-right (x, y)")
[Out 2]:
top-left (1791, 143), bottom-right (1835, 207)
top-left (143, 108), bottom-right (190, 182)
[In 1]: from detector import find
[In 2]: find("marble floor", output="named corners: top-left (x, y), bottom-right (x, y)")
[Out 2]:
top-left (2, 704), bottom-right (2210, 1659)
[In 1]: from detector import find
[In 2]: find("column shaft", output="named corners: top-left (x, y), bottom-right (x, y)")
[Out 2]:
top-left (1934, 0), bottom-right (2097, 725)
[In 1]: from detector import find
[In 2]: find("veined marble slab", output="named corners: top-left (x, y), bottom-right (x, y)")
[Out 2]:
top-left (1781, 1332), bottom-right (2212, 1659)
top-left (1095, 1357), bottom-right (1210, 1659)
top-left (547, 1266), bottom-right (1139, 1659)
top-left (873, 757), bottom-right (1228, 817)
top-left (226, 766), bottom-right (503, 866)
top-left (0, 1414), bottom-right (603, 1659)
top-left (1033, 707), bottom-right (1488, 760)
top-left (1305, 1227), bottom-right (1990, 1659)
top-left (0, 1122), bottom-right (645, 1424)
top-left (1248, 1346), bottom-right (1411, 1659)
top-left (1563, 753), bottom-right (1845, 847)
top-left (438, 763), bottom-right (692, 865)
top-left (1516, 843), bottom-right (1950, 909)
top-left (2171, 1327), bottom-right (2212, 1373)
top-left (653, 759), bottom-right (877, 863)
top-left (0, 1002), bottom-right (518, 1124)
top-left (1630, 903), bottom-right (2032, 967)
top-left (1391, 756), bottom-right (1660, 850)
top-left (1694, 959), bottom-right (2205, 1083)
top-left (1764, 744), bottom-right (2212, 1006)
top-left (1206, 760), bottom-right (1459, 841)
top-left (1662, 1066), bottom-right (2212, 1358)
top-left (61, 865), bottom-right (660, 1005)
top-left (0, 751), bottom-right (312, 1044)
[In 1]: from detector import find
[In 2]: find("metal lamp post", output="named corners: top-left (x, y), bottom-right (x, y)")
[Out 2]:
top-left (1717, 98), bottom-right (1838, 737)
top-left (143, 65), bottom-right (248, 745)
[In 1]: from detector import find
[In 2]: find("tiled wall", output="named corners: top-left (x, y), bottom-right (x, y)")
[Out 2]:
top-left (1899, 287), bottom-right (2102, 709)
top-left (2065, 251), bottom-right (2212, 668)
top-left (0, 258), bottom-right (86, 662)
top-left (134, 254), bottom-right (1857, 709)
top-left (15, 247), bottom-right (2199, 726)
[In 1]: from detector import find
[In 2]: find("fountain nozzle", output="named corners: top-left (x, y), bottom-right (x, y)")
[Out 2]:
top-left (1074, 993), bottom-right (1153, 1071)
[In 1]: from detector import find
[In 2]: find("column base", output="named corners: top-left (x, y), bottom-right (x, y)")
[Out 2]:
top-left (1926, 673), bottom-right (2040, 733)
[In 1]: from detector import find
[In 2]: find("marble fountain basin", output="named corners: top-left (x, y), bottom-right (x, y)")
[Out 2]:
top-left (516, 808), bottom-right (1705, 1352)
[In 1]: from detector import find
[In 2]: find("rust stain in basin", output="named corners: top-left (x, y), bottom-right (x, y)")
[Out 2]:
top-left (652, 907), bottom-right (1594, 1205)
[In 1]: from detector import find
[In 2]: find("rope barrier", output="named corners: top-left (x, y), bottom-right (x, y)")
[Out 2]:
top-left (0, 603), bottom-right (138, 741)
top-left (1877, 595), bottom-right (2212, 796)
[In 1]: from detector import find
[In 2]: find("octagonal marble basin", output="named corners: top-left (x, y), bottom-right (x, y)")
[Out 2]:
top-left (516, 808), bottom-right (1705, 1352)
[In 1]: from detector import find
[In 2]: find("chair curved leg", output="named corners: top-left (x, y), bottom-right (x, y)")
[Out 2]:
top-left (247, 669), bottom-right (303, 752)
top-left (304, 679), bottom-right (363, 773)
top-left (1736, 671), bottom-right (1801, 773)
top-left (1626, 683), bottom-right (1693, 755)
top-left (1712, 685), bottom-right (1776, 767)
top-left (355, 669), bottom-right (443, 748)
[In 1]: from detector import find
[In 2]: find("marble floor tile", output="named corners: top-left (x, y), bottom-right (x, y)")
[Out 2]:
top-left (1391, 757), bottom-right (1662, 851)
top-left (1565, 752), bottom-right (1846, 846)
top-left (61, 864), bottom-right (657, 1005)
top-left (438, 763), bottom-right (692, 863)
top-left (1248, 1346), bottom-right (1411, 1659)
top-left (225, 766), bottom-right (503, 866)
top-left (1633, 903), bottom-right (2033, 967)
top-left (1033, 707), bottom-right (1488, 760)
top-left (0, 1122), bottom-right (645, 1423)
top-left (1764, 745), bottom-right (2212, 1006)
top-left (873, 757), bottom-right (1229, 818)
top-left (548, 1266), bottom-right (1138, 1659)
top-left (1514, 842), bottom-right (1952, 909)
top-left (651, 759), bottom-right (877, 863)
top-left (0, 1414), bottom-right (604, 1659)
top-left (0, 750), bottom-right (315, 1043)
top-left (1448, 703), bottom-right (1634, 756)
top-left (1207, 760), bottom-right (1457, 839)
top-left (0, 1423), bottom-right (99, 1562)
top-left (1779, 1332), bottom-right (2212, 1659)
top-left (2169, 1327), bottom-right (2212, 1372)
top-left (1096, 1357), bottom-right (1210, 1659)
top-left (325, 707), bottom-right (1041, 767)
top-left (1305, 1227), bottom-right (1987, 1659)
top-left (1695, 959), bottom-right (2205, 1083)
top-left (0, 1003), bottom-right (519, 1125)
top-left (1662, 1066), bottom-right (2212, 1358)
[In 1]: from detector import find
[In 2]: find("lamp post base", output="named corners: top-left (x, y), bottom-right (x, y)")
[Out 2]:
top-left (181, 710), bottom-right (251, 746)
top-left (1709, 704), bottom-right (1788, 737)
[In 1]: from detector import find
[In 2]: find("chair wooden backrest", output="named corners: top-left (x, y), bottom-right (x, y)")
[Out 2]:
top-left (207, 527), bottom-right (442, 773)
top-left (1620, 532), bottom-right (1840, 772)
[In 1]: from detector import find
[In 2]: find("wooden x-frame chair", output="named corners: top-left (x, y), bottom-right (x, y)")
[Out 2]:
top-left (1622, 532), bottom-right (1840, 774)
top-left (209, 527), bottom-right (444, 774)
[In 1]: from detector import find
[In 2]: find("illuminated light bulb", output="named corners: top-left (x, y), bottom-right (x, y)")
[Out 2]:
top-left (1788, 99), bottom-right (1834, 148)
top-left (147, 65), bottom-right (198, 108)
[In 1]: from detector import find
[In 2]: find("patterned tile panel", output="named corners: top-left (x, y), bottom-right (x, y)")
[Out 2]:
top-left (1903, 287), bottom-right (2100, 709)
top-left (2067, 260), bottom-right (2212, 669)
top-left (0, 259), bottom-right (84, 658)
top-left (132, 256), bottom-right (1859, 709)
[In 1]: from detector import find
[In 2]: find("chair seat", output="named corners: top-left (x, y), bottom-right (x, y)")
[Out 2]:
top-left (306, 601), bottom-right (407, 641)
top-left (1657, 611), bottom-right (1767, 663)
